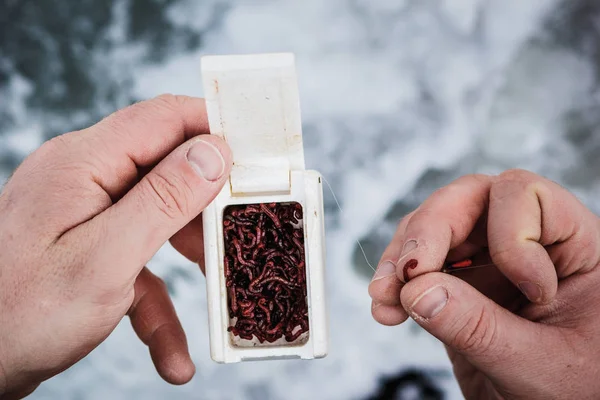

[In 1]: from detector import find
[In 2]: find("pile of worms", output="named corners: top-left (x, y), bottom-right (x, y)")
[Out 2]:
top-left (223, 202), bottom-right (309, 344)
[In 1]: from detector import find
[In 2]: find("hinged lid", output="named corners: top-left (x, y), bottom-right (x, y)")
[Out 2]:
top-left (201, 53), bottom-right (305, 195)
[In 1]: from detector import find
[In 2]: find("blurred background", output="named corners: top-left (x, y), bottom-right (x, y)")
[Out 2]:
top-left (2, 0), bottom-right (600, 399)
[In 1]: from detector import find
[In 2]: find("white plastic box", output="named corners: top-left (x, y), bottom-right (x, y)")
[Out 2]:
top-left (201, 53), bottom-right (328, 363)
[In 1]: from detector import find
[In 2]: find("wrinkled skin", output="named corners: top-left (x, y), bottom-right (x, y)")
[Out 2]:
top-left (0, 95), bottom-right (233, 398)
top-left (369, 171), bottom-right (600, 399)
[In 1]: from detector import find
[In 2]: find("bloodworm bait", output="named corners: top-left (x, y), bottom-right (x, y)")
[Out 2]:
top-left (223, 202), bottom-right (309, 344)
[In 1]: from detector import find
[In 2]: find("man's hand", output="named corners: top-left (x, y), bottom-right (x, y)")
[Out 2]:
top-left (368, 170), bottom-right (600, 399)
top-left (0, 95), bottom-right (232, 398)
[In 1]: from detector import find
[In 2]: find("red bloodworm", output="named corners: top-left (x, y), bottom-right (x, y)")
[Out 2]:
top-left (274, 298), bottom-right (285, 313)
top-left (266, 321), bottom-right (284, 335)
top-left (235, 286), bottom-right (248, 299)
top-left (256, 224), bottom-right (263, 244)
top-left (242, 266), bottom-right (254, 281)
top-left (232, 237), bottom-right (255, 267)
top-left (278, 255), bottom-right (297, 269)
top-left (224, 258), bottom-right (232, 282)
top-left (241, 319), bottom-right (257, 327)
top-left (403, 259), bottom-right (419, 282)
top-left (224, 202), bottom-right (308, 343)
top-left (284, 298), bottom-right (292, 318)
top-left (292, 237), bottom-right (304, 253)
top-left (235, 220), bottom-right (255, 227)
top-left (239, 299), bottom-right (252, 308)
top-left (248, 263), bottom-right (275, 293)
top-left (245, 204), bottom-right (261, 213)
top-left (287, 267), bottom-right (299, 279)
top-left (271, 229), bottom-right (280, 244)
top-left (286, 330), bottom-right (303, 342)
top-left (258, 215), bottom-right (266, 238)
top-left (260, 203), bottom-right (282, 228)
top-left (229, 284), bottom-right (238, 313)
top-left (258, 299), bottom-right (272, 324)
top-left (248, 279), bottom-right (263, 294)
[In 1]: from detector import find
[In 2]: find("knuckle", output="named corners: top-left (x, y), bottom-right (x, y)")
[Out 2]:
top-left (35, 134), bottom-right (73, 160)
top-left (151, 94), bottom-right (186, 129)
top-left (432, 174), bottom-right (490, 199)
top-left (436, 184), bottom-right (463, 203)
top-left (154, 93), bottom-right (179, 106)
top-left (398, 209), bottom-right (417, 229)
top-left (105, 94), bottom-right (185, 134)
top-left (451, 307), bottom-right (498, 356)
top-left (497, 168), bottom-right (531, 182)
top-left (104, 102), bottom-right (142, 129)
top-left (491, 181), bottom-right (526, 205)
top-left (143, 171), bottom-right (191, 220)
top-left (152, 94), bottom-right (182, 115)
top-left (14, 133), bottom-right (80, 181)
top-left (494, 169), bottom-right (539, 193)
top-left (467, 173), bottom-right (493, 183)
top-left (492, 170), bottom-right (545, 207)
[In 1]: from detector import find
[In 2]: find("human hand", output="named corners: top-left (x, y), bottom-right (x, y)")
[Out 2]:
top-left (368, 170), bottom-right (600, 399)
top-left (0, 95), bottom-right (232, 398)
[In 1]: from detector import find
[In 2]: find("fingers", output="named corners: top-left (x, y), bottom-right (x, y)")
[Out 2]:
top-left (369, 211), bottom-right (413, 303)
top-left (169, 214), bottom-right (206, 274)
top-left (371, 303), bottom-right (408, 326)
top-left (388, 174), bottom-right (493, 283)
top-left (400, 272), bottom-right (562, 389)
top-left (84, 94), bottom-right (212, 200)
top-left (376, 169), bottom-right (600, 309)
top-left (85, 134), bottom-right (232, 281)
top-left (487, 170), bottom-right (599, 304)
top-left (1, 384), bottom-right (40, 400)
top-left (368, 211), bottom-right (414, 324)
top-left (128, 268), bottom-right (195, 385)
top-left (487, 171), bottom-right (557, 303)
top-left (5, 95), bottom-right (213, 245)
top-left (368, 176), bottom-right (490, 325)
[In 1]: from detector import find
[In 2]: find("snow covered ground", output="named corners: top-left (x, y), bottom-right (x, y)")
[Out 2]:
top-left (2, 0), bottom-right (600, 399)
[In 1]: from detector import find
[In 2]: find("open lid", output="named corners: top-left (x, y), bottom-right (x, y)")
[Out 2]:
top-left (201, 53), bottom-right (305, 196)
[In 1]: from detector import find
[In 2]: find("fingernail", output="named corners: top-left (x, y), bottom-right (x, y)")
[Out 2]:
top-left (186, 138), bottom-right (225, 181)
top-left (372, 261), bottom-right (397, 281)
top-left (518, 281), bottom-right (542, 302)
top-left (398, 240), bottom-right (418, 261)
top-left (412, 286), bottom-right (448, 319)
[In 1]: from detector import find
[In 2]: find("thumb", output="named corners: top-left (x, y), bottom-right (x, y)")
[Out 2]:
top-left (87, 135), bottom-right (232, 279)
top-left (400, 272), bottom-right (562, 391)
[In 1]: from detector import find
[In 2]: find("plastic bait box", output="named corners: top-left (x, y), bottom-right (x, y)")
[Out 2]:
top-left (201, 53), bottom-right (328, 363)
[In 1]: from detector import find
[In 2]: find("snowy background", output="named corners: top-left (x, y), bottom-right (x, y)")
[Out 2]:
top-left (2, 0), bottom-right (600, 399)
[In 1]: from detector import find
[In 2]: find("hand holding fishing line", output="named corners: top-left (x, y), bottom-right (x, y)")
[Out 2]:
top-left (369, 170), bottom-right (600, 399)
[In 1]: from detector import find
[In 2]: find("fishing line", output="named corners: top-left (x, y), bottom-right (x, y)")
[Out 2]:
top-left (321, 175), bottom-right (378, 273)
top-left (320, 175), bottom-right (502, 276)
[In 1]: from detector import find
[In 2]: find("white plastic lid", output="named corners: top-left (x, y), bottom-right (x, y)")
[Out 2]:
top-left (201, 53), bottom-right (305, 195)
